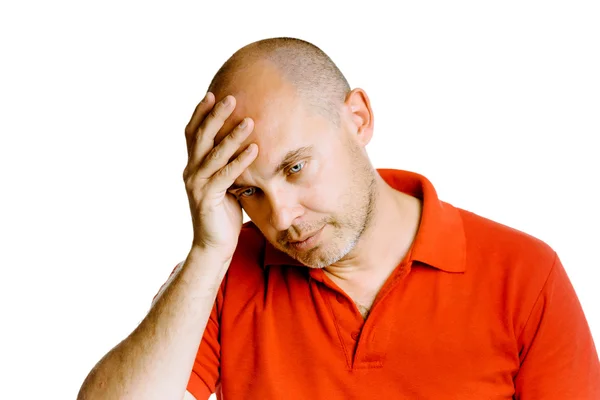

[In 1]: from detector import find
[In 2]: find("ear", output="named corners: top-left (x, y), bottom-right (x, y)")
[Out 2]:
top-left (343, 88), bottom-right (374, 147)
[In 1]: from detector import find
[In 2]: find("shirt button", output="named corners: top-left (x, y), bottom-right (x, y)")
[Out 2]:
top-left (336, 293), bottom-right (345, 303)
top-left (351, 331), bottom-right (360, 340)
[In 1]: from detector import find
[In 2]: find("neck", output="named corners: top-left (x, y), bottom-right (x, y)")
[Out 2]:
top-left (323, 174), bottom-right (422, 297)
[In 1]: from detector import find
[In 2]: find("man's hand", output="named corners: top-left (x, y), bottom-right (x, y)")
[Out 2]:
top-left (183, 92), bottom-right (257, 256)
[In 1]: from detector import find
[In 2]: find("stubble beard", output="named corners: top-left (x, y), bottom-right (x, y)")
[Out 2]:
top-left (283, 163), bottom-right (378, 269)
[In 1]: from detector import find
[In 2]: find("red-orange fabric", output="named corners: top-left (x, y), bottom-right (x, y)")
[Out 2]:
top-left (159, 169), bottom-right (600, 399)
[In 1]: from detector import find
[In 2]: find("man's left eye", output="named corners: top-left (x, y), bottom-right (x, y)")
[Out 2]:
top-left (289, 162), bottom-right (305, 174)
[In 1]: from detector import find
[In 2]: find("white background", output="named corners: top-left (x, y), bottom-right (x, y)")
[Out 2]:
top-left (1, 1), bottom-right (598, 398)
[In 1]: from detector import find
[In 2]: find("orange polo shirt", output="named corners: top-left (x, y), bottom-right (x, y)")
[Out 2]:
top-left (159, 169), bottom-right (600, 399)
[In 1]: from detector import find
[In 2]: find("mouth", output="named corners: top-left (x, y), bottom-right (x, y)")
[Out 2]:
top-left (288, 225), bottom-right (325, 251)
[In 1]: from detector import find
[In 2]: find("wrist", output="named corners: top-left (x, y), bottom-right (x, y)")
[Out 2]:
top-left (187, 243), bottom-right (233, 270)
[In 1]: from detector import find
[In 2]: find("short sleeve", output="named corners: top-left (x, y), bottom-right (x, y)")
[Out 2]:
top-left (514, 253), bottom-right (600, 399)
top-left (153, 261), bottom-right (224, 400)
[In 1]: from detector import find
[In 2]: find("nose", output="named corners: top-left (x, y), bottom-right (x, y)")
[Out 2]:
top-left (267, 190), bottom-right (304, 232)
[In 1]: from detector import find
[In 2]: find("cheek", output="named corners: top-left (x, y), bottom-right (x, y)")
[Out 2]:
top-left (300, 171), bottom-right (346, 212)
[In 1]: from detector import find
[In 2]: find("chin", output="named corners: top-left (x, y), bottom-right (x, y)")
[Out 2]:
top-left (291, 239), bottom-right (356, 269)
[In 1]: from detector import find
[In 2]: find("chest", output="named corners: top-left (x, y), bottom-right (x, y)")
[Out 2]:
top-left (218, 266), bottom-right (520, 399)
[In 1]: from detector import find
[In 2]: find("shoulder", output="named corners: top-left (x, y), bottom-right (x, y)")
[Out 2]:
top-left (457, 205), bottom-right (556, 267)
top-left (454, 205), bottom-right (557, 287)
top-left (452, 205), bottom-right (561, 333)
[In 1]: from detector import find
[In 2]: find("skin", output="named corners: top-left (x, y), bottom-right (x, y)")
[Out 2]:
top-left (213, 60), bottom-right (423, 310)
top-left (76, 51), bottom-right (424, 400)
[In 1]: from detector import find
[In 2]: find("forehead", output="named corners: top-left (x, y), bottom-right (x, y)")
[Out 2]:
top-left (214, 67), bottom-right (331, 167)
top-left (237, 99), bottom-right (328, 178)
top-left (215, 63), bottom-right (295, 136)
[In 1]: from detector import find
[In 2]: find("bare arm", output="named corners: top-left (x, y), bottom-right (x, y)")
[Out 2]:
top-left (77, 246), bottom-right (229, 400)
top-left (77, 92), bottom-right (258, 400)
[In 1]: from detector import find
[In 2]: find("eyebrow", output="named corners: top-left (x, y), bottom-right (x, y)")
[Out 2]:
top-left (229, 145), bottom-right (313, 191)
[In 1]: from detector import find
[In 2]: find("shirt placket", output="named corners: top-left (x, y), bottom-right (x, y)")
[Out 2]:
top-left (308, 261), bottom-right (413, 369)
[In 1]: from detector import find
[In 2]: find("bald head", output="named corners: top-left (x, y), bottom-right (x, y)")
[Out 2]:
top-left (208, 37), bottom-right (351, 126)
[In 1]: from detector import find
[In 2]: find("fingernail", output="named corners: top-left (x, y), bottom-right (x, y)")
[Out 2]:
top-left (222, 96), bottom-right (231, 106)
top-left (201, 92), bottom-right (210, 102)
top-left (240, 118), bottom-right (248, 128)
top-left (245, 144), bottom-right (255, 152)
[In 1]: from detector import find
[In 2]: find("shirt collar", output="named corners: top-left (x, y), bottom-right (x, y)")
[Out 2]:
top-left (261, 168), bottom-right (466, 273)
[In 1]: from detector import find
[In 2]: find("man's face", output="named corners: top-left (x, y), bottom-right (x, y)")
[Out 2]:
top-left (217, 66), bottom-right (375, 268)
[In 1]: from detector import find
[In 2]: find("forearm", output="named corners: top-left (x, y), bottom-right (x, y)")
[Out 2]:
top-left (78, 246), bottom-right (230, 400)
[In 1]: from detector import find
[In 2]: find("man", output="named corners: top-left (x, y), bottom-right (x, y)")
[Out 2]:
top-left (78, 37), bottom-right (600, 399)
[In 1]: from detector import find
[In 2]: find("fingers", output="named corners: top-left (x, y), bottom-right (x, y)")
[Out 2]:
top-left (183, 92), bottom-right (258, 196)
top-left (209, 143), bottom-right (259, 194)
top-left (198, 117), bottom-right (255, 179)
top-left (188, 95), bottom-right (236, 168)
top-left (184, 92), bottom-right (215, 157)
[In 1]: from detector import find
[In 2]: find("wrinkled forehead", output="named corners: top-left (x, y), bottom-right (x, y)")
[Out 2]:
top-left (215, 90), bottom-right (297, 143)
top-left (213, 93), bottom-right (319, 168)
top-left (209, 61), bottom-right (337, 171)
